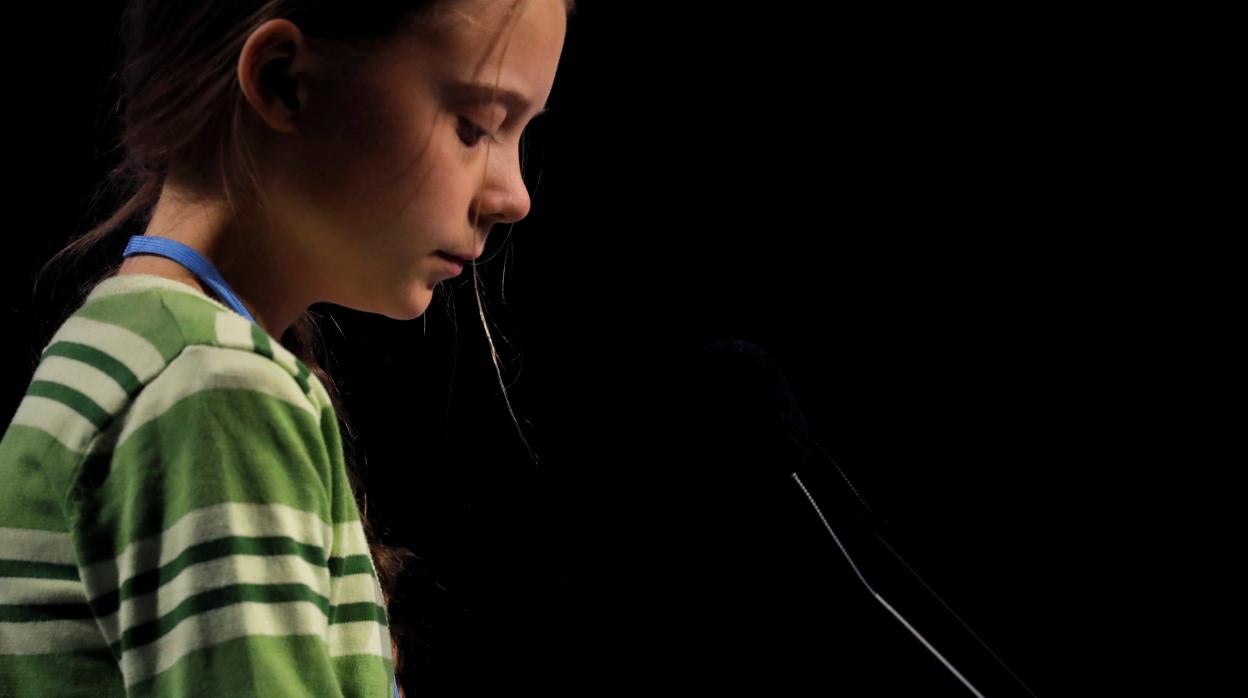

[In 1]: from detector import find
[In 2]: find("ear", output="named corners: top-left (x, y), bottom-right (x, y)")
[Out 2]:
top-left (237, 18), bottom-right (319, 134)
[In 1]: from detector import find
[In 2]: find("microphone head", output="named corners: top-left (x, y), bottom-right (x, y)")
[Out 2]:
top-left (687, 337), bottom-right (887, 532)
top-left (693, 337), bottom-right (810, 437)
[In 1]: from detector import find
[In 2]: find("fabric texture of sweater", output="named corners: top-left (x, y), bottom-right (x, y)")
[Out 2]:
top-left (0, 273), bottom-right (396, 697)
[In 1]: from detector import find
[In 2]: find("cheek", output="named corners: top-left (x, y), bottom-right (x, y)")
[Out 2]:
top-left (293, 102), bottom-right (449, 253)
top-left (280, 75), bottom-right (480, 276)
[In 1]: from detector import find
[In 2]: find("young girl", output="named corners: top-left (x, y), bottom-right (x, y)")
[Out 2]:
top-left (0, 1), bottom-right (573, 695)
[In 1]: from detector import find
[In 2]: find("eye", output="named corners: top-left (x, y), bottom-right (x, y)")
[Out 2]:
top-left (456, 116), bottom-right (494, 148)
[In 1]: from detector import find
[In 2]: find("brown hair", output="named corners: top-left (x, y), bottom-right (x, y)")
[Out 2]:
top-left (34, 1), bottom-right (575, 695)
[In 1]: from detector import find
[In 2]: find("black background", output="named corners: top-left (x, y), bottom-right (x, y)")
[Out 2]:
top-left (3, 3), bottom-right (1229, 696)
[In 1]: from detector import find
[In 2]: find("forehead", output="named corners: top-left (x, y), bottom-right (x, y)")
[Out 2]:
top-left (411, 0), bottom-right (567, 114)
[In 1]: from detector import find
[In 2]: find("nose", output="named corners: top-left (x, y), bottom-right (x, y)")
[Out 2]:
top-left (471, 144), bottom-right (532, 227)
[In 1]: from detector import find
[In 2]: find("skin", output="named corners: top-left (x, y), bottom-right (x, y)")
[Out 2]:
top-left (117, 0), bottom-right (568, 337)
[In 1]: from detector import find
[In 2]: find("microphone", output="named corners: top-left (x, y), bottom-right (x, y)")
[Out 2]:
top-left (688, 337), bottom-right (1035, 698)
top-left (690, 337), bottom-right (889, 532)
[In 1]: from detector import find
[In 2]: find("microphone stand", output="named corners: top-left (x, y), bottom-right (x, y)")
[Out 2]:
top-left (777, 415), bottom-right (1038, 698)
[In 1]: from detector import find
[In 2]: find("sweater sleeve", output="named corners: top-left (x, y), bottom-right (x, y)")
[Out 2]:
top-left (63, 344), bottom-right (353, 696)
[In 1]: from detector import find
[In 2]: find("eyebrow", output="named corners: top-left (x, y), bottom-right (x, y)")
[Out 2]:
top-left (452, 80), bottom-right (549, 119)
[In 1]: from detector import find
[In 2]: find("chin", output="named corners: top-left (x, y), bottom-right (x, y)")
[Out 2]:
top-left (345, 281), bottom-right (432, 321)
top-left (382, 281), bottom-right (435, 320)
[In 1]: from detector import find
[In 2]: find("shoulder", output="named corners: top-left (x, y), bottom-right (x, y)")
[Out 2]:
top-left (121, 343), bottom-right (320, 440)
top-left (35, 273), bottom-right (332, 454)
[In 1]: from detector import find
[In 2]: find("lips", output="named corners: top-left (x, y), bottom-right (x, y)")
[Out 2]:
top-left (435, 251), bottom-right (464, 276)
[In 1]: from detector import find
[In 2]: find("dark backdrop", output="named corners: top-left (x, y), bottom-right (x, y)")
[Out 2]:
top-left (4, 4), bottom-right (1226, 697)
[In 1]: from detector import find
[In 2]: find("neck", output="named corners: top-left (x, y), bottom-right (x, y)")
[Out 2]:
top-left (119, 182), bottom-right (318, 339)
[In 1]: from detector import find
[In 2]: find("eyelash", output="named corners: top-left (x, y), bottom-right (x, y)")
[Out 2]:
top-left (457, 116), bottom-right (499, 148)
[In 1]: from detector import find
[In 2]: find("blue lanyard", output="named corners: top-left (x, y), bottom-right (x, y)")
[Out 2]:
top-left (122, 235), bottom-right (256, 324)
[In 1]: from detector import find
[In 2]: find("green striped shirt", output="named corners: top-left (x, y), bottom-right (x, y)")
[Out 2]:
top-left (0, 273), bottom-right (396, 696)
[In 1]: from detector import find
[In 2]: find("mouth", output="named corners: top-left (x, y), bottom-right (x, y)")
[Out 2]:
top-left (435, 251), bottom-right (465, 275)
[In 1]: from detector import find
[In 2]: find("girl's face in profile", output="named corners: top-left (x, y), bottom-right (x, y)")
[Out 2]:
top-left (272, 0), bottom-right (568, 320)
